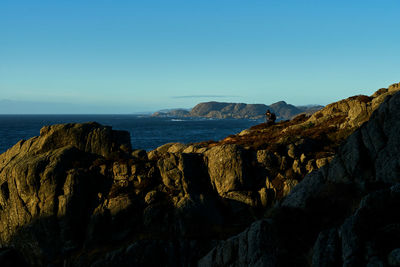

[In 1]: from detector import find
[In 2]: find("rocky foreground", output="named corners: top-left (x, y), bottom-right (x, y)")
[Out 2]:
top-left (0, 83), bottom-right (399, 266)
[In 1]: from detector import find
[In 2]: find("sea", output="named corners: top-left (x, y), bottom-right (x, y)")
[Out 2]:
top-left (0, 115), bottom-right (260, 154)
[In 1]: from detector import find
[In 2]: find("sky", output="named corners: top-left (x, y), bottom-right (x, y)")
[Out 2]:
top-left (1, 0), bottom-right (399, 114)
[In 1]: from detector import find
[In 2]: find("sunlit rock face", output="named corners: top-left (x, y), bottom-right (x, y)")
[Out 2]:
top-left (0, 122), bottom-right (131, 266)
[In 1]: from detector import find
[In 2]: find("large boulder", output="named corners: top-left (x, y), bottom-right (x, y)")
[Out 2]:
top-left (0, 122), bottom-right (131, 164)
top-left (0, 123), bottom-right (130, 265)
top-left (204, 144), bottom-right (251, 195)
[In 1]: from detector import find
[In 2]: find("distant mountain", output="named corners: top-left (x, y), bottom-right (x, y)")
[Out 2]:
top-left (153, 101), bottom-right (323, 120)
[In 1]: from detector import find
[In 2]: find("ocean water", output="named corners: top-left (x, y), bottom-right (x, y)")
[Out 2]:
top-left (0, 115), bottom-right (260, 154)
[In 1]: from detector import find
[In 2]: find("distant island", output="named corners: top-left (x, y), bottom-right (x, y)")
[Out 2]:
top-left (153, 101), bottom-right (323, 120)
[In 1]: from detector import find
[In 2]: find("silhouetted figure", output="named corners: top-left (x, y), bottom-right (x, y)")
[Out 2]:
top-left (265, 109), bottom-right (276, 126)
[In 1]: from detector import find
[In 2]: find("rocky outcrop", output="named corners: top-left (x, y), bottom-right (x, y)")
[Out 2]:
top-left (0, 83), bottom-right (399, 266)
top-left (153, 101), bottom-right (323, 120)
top-left (198, 85), bottom-right (400, 266)
top-left (290, 83), bottom-right (400, 132)
top-left (0, 122), bottom-right (131, 162)
top-left (0, 122), bottom-right (132, 266)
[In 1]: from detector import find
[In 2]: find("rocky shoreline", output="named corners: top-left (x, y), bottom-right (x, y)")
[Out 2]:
top-left (0, 83), bottom-right (399, 266)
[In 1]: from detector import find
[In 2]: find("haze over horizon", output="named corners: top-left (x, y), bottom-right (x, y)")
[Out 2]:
top-left (1, 0), bottom-right (399, 114)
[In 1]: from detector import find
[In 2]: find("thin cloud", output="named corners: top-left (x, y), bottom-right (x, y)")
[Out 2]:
top-left (172, 95), bottom-right (239, 99)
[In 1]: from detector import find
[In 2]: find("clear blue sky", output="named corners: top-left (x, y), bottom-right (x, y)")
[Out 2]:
top-left (1, 0), bottom-right (399, 113)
